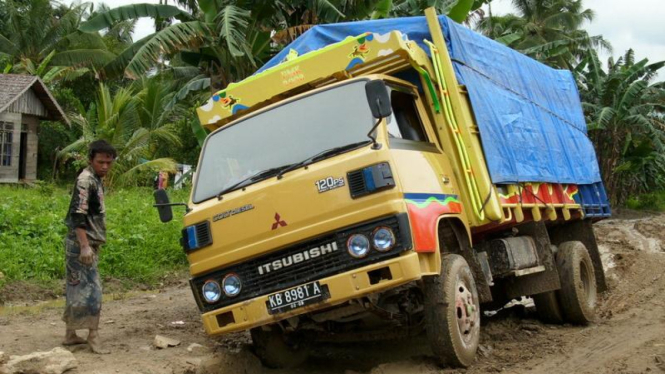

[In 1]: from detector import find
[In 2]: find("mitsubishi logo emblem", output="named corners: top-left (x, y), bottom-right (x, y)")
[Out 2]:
top-left (271, 213), bottom-right (287, 230)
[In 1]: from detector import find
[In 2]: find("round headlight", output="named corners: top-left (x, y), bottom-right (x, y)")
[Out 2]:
top-left (372, 227), bottom-right (396, 252)
top-left (347, 234), bottom-right (370, 258)
top-left (202, 280), bottom-right (221, 303)
top-left (222, 273), bottom-right (242, 297)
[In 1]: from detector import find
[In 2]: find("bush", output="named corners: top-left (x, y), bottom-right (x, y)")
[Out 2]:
top-left (625, 191), bottom-right (665, 211)
top-left (33, 180), bottom-right (55, 197)
top-left (0, 185), bottom-right (190, 286)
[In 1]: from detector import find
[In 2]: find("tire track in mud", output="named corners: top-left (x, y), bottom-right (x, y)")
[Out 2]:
top-left (515, 306), bottom-right (665, 374)
top-left (514, 215), bottom-right (665, 374)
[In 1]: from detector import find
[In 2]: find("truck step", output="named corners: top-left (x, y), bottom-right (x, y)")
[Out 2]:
top-left (511, 265), bottom-right (546, 277)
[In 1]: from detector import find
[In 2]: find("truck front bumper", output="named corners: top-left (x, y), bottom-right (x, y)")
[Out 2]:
top-left (200, 251), bottom-right (422, 335)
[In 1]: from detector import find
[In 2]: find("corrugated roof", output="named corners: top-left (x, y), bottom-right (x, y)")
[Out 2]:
top-left (0, 74), bottom-right (69, 124)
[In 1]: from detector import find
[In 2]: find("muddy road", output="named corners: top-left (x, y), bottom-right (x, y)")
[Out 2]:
top-left (1, 213), bottom-right (664, 374)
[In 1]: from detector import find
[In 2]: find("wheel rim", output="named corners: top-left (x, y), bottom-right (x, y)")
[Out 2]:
top-left (455, 277), bottom-right (479, 346)
top-left (579, 259), bottom-right (597, 308)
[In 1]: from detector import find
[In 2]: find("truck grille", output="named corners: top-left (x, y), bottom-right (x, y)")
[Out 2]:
top-left (191, 214), bottom-right (412, 313)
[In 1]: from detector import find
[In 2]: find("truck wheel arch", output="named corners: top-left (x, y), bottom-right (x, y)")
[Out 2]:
top-left (435, 217), bottom-right (493, 303)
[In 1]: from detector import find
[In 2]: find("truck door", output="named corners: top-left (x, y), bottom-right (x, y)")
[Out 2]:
top-left (387, 87), bottom-right (460, 200)
top-left (386, 86), bottom-right (467, 254)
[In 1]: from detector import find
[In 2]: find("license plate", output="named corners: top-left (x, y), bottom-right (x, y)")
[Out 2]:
top-left (266, 281), bottom-right (330, 315)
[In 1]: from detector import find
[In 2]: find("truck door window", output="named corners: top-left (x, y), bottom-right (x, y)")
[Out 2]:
top-left (388, 90), bottom-right (428, 142)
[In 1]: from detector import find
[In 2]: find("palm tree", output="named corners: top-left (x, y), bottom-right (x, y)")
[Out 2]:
top-left (475, 0), bottom-right (610, 68)
top-left (57, 80), bottom-right (182, 188)
top-left (79, 2), bottom-right (280, 86)
top-left (82, 0), bottom-right (492, 103)
top-left (0, 0), bottom-right (117, 73)
top-left (577, 49), bottom-right (665, 205)
top-left (92, 3), bottom-right (139, 55)
top-left (77, 0), bottom-right (384, 122)
top-left (368, 0), bottom-right (489, 22)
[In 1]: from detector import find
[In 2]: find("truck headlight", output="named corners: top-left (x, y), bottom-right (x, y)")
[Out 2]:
top-left (222, 273), bottom-right (242, 297)
top-left (347, 234), bottom-right (370, 258)
top-left (202, 280), bottom-right (221, 303)
top-left (372, 227), bottom-right (395, 252)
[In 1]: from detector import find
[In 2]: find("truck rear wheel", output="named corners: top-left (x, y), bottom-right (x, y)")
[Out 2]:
top-left (555, 241), bottom-right (597, 324)
top-left (533, 291), bottom-right (565, 324)
top-left (423, 254), bottom-right (480, 367)
top-left (250, 326), bottom-right (310, 369)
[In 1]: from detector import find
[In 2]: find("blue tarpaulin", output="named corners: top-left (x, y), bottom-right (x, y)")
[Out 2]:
top-left (258, 16), bottom-right (603, 186)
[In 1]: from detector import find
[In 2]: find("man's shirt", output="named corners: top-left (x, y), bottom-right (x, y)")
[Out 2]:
top-left (64, 166), bottom-right (106, 244)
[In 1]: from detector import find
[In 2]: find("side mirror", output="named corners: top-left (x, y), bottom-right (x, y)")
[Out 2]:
top-left (154, 189), bottom-right (173, 223)
top-left (365, 80), bottom-right (392, 119)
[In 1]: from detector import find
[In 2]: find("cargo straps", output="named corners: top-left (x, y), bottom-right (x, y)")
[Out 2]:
top-left (424, 40), bottom-right (485, 221)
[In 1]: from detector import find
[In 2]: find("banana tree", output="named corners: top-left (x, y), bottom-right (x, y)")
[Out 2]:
top-left (79, 1), bottom-right (276, 87)
top-left (577, 49), bottom-right (665, 205)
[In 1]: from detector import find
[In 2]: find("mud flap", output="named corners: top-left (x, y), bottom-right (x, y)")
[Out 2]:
top-left (547, 219), bottom-right (607, 293)
top-left (495, 221), bottom-right (561, 300)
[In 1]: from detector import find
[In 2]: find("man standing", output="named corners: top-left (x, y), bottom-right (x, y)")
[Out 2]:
top-left (62, 140), bottom-right (116, 354)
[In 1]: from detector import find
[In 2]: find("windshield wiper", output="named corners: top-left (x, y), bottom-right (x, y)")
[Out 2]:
top-left (216, 165), bottom-right (294, 200)
top-left (214, 141), bottom-right (371, 200)
top-left (276, 141), bottom-right (371, 180)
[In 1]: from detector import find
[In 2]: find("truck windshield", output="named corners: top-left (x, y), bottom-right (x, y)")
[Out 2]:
top-left (193, 80), bottom-right (376, 203)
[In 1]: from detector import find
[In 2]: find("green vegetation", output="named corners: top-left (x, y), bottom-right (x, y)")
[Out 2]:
top-left (57, 79), bottom-right (184, 188)
top-left (626, 191), bottom-right (665, 212)
top-left (577, 50), bottom-right (665, 206)
top-left (470, 1), bottom-right (664, 206)
top-left (476, 0), bottom-right (610, 69)
top-left (0, 185), bottom-right (189, 287)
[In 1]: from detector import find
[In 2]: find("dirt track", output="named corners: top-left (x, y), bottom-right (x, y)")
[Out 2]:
top-left (1, 213), bottom-right (664, 374)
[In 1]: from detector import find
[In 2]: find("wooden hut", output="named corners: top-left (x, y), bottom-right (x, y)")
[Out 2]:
top-left (0, 74), bottom-right (68, 183)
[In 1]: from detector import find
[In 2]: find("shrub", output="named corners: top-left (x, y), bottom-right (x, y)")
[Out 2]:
top-left (624, 191), bottom-right (665, 211)
top-left (0, 185), bottom-right (189, 285)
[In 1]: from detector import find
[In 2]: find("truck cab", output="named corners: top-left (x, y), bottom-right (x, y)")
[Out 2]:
top-left (183, 72), bottom-right (464, 353)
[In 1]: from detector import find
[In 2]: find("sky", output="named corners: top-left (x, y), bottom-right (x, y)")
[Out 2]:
top-left (76, 0), bottom-right (665, 78)
top-left (484, 0), bottom-right (665, 77)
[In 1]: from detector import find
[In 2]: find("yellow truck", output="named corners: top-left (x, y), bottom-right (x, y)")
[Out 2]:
top-left (154, 8), bottom-right (610, 368)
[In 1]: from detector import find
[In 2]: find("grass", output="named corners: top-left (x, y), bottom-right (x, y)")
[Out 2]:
top-left (625, 191), bottom-right (665, 211)
top-left (0, 184), bottom-right (190, 292)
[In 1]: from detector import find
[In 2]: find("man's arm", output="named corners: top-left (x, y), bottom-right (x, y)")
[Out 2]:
top-left (76, 227), bottom-right (94, 266)
top-left (71, 176), bottom-right (95, 266)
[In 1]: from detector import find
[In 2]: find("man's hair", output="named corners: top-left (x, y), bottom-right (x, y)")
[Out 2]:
top-left (88, 140), bottom-right (117, 160)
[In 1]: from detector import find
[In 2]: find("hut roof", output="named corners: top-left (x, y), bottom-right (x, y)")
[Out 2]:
top-left (0, 74), bottom-right (69, 124)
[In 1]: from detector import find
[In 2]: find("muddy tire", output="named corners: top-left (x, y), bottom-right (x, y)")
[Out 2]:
top-left (250, 326), bottom-right (310, 369)
top-left (555, 241), bottom-right (597, 324)
top-left (423, 254), bottom-right (480, 367)
top-left (533, 291), bottom-right (565, 324)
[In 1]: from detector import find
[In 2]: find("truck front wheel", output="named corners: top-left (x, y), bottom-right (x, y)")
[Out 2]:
top-left (423, 254), bottom-right (480, 367)
top-left (250, 326), bottom-right (310, 368)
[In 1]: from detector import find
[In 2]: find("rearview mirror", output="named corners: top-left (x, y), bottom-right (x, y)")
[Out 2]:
top-left (154, 189), bottom-right (173, 223)
top-left (365, 80), bottom-right (392, 119)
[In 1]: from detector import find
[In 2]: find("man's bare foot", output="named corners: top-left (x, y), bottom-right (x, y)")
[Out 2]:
top-left (87, 330), bottom-right (110, 354)
top-left (63, 329), bottom-right (87, 346)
